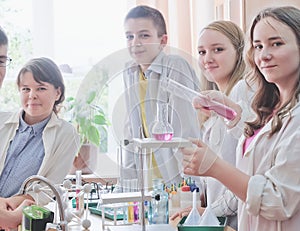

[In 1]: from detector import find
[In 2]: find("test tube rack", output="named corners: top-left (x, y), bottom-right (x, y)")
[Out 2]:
top-left (98, 191), bottom-right (152, 230)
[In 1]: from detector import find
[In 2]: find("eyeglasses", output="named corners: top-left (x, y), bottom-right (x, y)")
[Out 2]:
top-left (0, 56), bottom-right (12, 67)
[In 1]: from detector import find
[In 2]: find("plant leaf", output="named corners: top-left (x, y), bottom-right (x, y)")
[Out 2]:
top-left (94, 114), bottom-right (107, 125)
top-left (86, 125), bottom-right (100, 146)
top-left (66, 96), bottom-right (75, 102)
top-left (86, 91), bottom-right (96, 104)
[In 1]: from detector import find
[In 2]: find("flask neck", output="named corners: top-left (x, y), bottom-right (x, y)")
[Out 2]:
top-left (152, 102), bottom-right (173, 141)
top-left (156, 101), bottom-right (168, 122)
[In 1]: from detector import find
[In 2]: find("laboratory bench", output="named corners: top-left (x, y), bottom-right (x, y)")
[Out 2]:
top-left (17, 203), bottom-right (236, 231)
top-left (69, 214), bottom-right (234, 231)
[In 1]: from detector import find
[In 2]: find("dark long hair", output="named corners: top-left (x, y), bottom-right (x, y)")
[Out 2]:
top-left (244, 6), bottom-right (300, 137)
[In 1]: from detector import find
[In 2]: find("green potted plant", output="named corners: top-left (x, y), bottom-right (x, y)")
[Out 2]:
top-left (65, 90), bottom-right (109, 174)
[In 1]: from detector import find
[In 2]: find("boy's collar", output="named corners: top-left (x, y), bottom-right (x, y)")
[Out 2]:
top-left (128, 51), bottom-right (166, 75)
top-left (146, 51), bottom-right (165, 74)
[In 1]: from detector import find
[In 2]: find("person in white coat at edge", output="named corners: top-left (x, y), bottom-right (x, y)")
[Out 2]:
top-left (0, 57), bottom-right (80, 229)
top-left (0, 25), bottom-right (35, 230)
top-left (121, 5), bottom-right (201, 189)
top-left (180, 6), bottom-right (300, 231)
top-left (171, 20), bottom-right (256, 230)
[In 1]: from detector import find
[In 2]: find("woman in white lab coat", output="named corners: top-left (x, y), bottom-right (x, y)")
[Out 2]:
top-left (0, 57), bottom-right (80, 229)
top-left (171, 20), bottom-right (255, 230)
top-left (181, 6), bottom-right (300, 231)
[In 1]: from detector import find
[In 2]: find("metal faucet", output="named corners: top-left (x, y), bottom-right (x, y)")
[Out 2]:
top-left (19, 175), bottom-right (67, 231)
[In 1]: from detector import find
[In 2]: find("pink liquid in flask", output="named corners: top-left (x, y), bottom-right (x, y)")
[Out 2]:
top-left (153, 133), bottom-right (173, 141)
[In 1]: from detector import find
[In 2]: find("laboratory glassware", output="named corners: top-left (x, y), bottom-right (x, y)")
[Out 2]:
top-left (161, 78), bottom-right (236, 120)
top-left (151, 101), bottom-right (174, 141)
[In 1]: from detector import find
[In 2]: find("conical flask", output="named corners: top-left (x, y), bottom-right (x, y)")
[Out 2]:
top-left (151, 101), bottom-right (173, 141)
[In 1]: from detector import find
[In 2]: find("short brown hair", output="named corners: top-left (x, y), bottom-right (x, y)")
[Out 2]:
top-left (124, 5), bottom-right (167, 37)
top-left (17, 57), bottom-right (65, 114)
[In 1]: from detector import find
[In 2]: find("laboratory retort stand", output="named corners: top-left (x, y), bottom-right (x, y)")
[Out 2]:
top-left (108, 137), bottom-right (192, 231)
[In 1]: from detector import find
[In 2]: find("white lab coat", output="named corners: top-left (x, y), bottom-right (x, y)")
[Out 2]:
top-left (0, 111), bottom-right (80, 204)
top-left (236, 100), bottom-right (300, 231)
top-left (122, 52), bottom-right (201, 186)
top-left (203, 79), bottom-right (255, 229)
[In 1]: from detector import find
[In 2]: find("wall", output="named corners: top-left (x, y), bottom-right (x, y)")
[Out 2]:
top-left (244, 0), bottom-right (300, 31)
top-left (215, 0), bottom-right (300, 32)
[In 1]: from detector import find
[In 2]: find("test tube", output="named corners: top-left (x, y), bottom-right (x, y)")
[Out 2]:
top-left (75, 170), bottom-right (84, 215)
top-left (131, 179), bottom-right (139, 223)
top-left (123, 179), bottom-right (134, 223)
top-left (161, 78), bottom-right (236, 120)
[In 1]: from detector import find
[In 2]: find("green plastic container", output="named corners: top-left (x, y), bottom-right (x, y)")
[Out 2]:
top-left (177, 216), bottom-right (227, 231)
top-left (22, 205), bottom-right (54, 231)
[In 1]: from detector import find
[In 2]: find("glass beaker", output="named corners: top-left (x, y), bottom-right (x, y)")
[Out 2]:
top-left (151, 101), bottom-right (173, 141)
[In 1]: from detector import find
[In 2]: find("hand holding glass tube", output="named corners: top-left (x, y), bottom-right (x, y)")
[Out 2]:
top-left (161, 78), bottom-right (237, 120)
